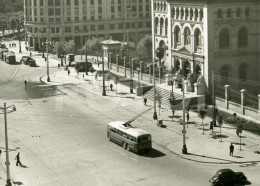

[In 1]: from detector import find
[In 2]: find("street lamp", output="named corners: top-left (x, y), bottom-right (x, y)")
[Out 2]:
top-left (43, 40), bottom-right (51, 82)
top-left (0, 102), bottom-right (16, 186)
top-left (40, 29), bottom-right (45, 58)
top-left (18, 18), bottom-right (22, 53)
top-left (102, 49), bottom-right (106, 96)
top-left (182, 78), bottom-right (188, 154)
top-left (153, 59), bottom-right (157, 120)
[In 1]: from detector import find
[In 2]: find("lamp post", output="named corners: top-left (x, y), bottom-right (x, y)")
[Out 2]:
top-left (136, 67), bottom-right (140, 87)
top-left (153, 59), bottom-right (157, 120)
top-left (182, 78), bottom-right (188, 154)
top-left (43, 40), bottom-right (51, 82)
top-left (102, 49), bottom-right (106, 96)
top-left (1, 102), bottom-right (16, 186)
top-left (85, 45), bottom-right (88, 75)
top-left (40, 29), bottom-right (45, 58)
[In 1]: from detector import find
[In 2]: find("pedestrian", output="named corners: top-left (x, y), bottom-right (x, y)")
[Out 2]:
top-left (24, 80), bottom-right (27, 86)
top-left (229, 143), bottom-right (234, 156)
top-left (0, 149), bottom-right (2, 155)
top-left (210, 121), bottom-right (214, 131)
top-left (30, 52), bottom-right (32, 57)
top-left (58, 64), bottom-right (60, 68)
top-left (110, 83), bottom-right (113, 91)
top-left (82, 74), bottom-right (84, 79)
top-left (68, 69), bottom-right (70, 76)
top-left (172, 109), bottom-right (175, 121)
top-left (15, 152), bottom-right (22, 166)
top-left (186, 111), bottom-right (189, 123)
top-left (144, 97), bottom-right (147, 105)
top-left (236, 128), bottom-right (240, 136)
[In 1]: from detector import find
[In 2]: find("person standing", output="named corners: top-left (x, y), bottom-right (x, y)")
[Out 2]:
top-left (210, 121), bottom-right (214, 131)
top-left (229, 143), bottom-right (234, 156)
top-left (68, 69), bottom-right (70, 76)
top-left (186, 111), bottom-right (190, 123)
top-left (110, 83), bottom-right (113, 91)
top-left (15, 152), bottom-right (22, 166)
top-left (144, 97), bottom-right (147, 105)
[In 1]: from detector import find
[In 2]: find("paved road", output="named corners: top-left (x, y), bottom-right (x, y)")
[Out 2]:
top-left (0, 46), bottom-right (259, 185)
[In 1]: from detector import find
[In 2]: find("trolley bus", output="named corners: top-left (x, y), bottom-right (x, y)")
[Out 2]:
top-left (107, 121), bottom-right (152, 153)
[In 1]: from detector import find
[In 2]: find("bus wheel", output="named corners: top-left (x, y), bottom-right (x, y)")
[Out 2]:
top-left (127, 144), bottom-right (130, 151)
top-left (123, 142), bottom-right (127, 149)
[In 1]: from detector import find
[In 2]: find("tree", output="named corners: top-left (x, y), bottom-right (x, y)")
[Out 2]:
top-left (136, 34), bottom-right (152, 63)
top-left (85, 37), bottom-right (104, 51)
top-left (64, 40), bottom-right (76, 54)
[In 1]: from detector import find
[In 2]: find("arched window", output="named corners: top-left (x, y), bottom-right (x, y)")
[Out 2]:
top-left (172, 8), bottom-right (175, 18)
top-left (236, 8), bottom-right (241, 18)
top-left (154, 17), bottom-right (159, 34)
top-left (220, 65), bottom-right (229, 83)
top-left (165, 18), bottom-right (168, 36)
top-left (184, 27), bottom-right (191, 46)
top-left (217, 9), bottom-right (222, 19)
top-left (227, 9), bottom-right (232, 18)
top-left (239, 64), bottom-right (247, 80)
top-left (180, 8), bottom-right (184, 19)
top-left (194, 29), bottom-right (202, 52)
top-left (238, 27), bottom-right (248, 48)
top-left (160, 18), bottom-right (164, 35)
top-left (219, 29), bottom-right (230, 49)
top-left (174, 26), bottom-right (181, 48)
top-left (176, 8), bottom-right (180, 19)
top-left (245, 7), bottom-right (250, 17)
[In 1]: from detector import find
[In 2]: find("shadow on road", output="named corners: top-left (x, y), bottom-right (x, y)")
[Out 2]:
top-left (13, 181), bottom-right (23, 185)
top-left (140, 148), bottom-right (166, 158)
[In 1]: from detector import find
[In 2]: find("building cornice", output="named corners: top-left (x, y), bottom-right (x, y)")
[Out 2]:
top-left (165, 0), bottom-right (257, 4)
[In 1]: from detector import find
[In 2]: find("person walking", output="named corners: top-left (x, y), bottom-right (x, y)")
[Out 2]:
top-left (24, 80), bottom-right (27, 86)
top-left (15, 152), bottom-right (22, 166)
top-left (110, 83), bottom-right (113, 91)
top-left (186, 111), bottom-right (190, 123)
top-left (229, 143), bottom-right (234, 156)
top-left (68, 69), bottom-right (70, 76)
top-left (144, 97), bottom-right (147, 105)
top-left (210, 121), bottom-right (214, 131)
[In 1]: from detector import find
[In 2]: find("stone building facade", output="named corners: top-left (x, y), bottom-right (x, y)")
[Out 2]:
top-left (24, 0), bottom-right (151, 51)
top-left (152, 0), bottom-right (260, 94)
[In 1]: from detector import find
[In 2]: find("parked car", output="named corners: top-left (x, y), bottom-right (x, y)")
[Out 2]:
top-left (28, 59), bottom-right (36, 67)
top-left (20, 56), bottom-right (35, 65)
top-left (75, 61), bottom-right (94, 73)
top-left (210, 169), bottom-right (247, 186)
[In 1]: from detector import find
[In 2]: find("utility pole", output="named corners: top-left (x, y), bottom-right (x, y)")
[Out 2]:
top-left (4, 103), bottom-right (11, 186)
top-left (212, 73), bottom-right (216, 126)
top-left (182, 78), bottom-right (187, 154)
top-left (85, 46), bottom-right (88, 75)
top-left (102, 50), bottom-right (106, 96)
top-left (153, 59), bottom-right (157, 120)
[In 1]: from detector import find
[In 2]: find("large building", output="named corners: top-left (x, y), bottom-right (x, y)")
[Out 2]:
top-left (24, 0), bottom-right (151, 51)
top-left (152, 0), bottom-right (260, 95)
top-left (0, 0), bottom-right (23, 13)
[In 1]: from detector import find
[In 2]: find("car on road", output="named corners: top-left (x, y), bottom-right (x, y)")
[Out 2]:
top-left (20, 56), bottom-right (35, 66)
top-left (28, 59), bottom-right (37, 67)
top-left (209, 169), bottom-right (247, 186)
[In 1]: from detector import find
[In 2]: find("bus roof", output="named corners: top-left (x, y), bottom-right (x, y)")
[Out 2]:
top-left (108, 121), bottom-right (150, 138)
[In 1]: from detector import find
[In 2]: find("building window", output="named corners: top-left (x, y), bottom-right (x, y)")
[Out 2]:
top-left (239, 64), bottom-right (247, 81)
top-left (83, 7), bottom-right (87, 14)
top-left (217, 9), bottom-right (222, 19)
top-left (67, 17), bottom-right (71, 21)
top-left (56, 27), bottom-right (60, 33)
top-left (238, 27), bottom-right (248, 48)
top-left (138, 22), bottom-right (142, 28)
top-left (40, 0), bottom-right (43, 6)
top-left (220, 65), bottom-right (229, 83)
top-left (75, 17), bottom-right (79, 21)
top-left (48, 0), bottom-right (53, 6)
top-left (91, 25), bottom-right (95, 31)
top-left (245, 7), bottom-right (250, 17)
top-left (108, 24), bottom-right (114, 30)
top-left (111, 6), bottom-right (114, 13)
top-left (159, 18), bottom-right (163, 35)
top-left (227, 9), bottom-right (232, 18)
top-left (118, 23), bottom-right (123, 29)
top-left (51, 27), bottom-right (55, 33)
top-left (55, 8), bottom-right (61, 16)
top-left (174, 26), bottom-right (181, 48)
top-left (146, 22), bottom-right (151, 27)
top-left (91, 0), bottom-right (94, 5)
top-left (126, 23), bottom-right (130, 29)
top-left (65, 27), bottom-right (71, 32)
top-left (219, 29), bottom-right (230, 49)
top-left (98, 0), bottom-right (102, 4)
top-left (67, 8), bottom-right (71, 15)
top-left (48, 8), bottom-right (54, 16)
top-left (194, 29), bottom-right (202, 52)
top-left (98, 7), bottom-right (102, 13)
top-left (55, 0), bottom-right (60, 6)
top-left (67, 0), bottom-right (70, 5)
top-left (75, 0), bottom-right (78, 5)
top-left (236, 8), bottom-right (240, 18)
top-left (184, 27), bottom-right (191, 46)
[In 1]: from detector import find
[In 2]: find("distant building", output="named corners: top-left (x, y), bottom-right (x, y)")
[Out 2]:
top-left (24, 0), bottom-right (151, 51)
top-left (0, 0), bottom-right (23, 13)
top-left (152, 0), bottom-right (260, 94)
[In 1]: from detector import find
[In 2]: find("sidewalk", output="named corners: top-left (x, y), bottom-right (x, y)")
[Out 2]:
top-left (40, 65), bottom-right (260, 165)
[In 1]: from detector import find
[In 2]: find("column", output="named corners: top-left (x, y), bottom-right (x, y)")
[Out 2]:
top-left (179, 58), bottom-right (183, 70)
top-left (190, 59), bottom-right (194, 74)
top-left (198, 9), bottom-right (202, 21)
top-left (188, 8), bottom-right (191, 21)
top-left (109, 52), bottom-right (112, 70)
top-left (183, 8), bottom-right (186, 20)
top-left (116, 54), bottom-right (119, 72)
top-left (131, 59), bottom-right (134, 78)
top-left (192, 8), bottom-right (196, 21)
top-left (225, 85), bottom-right (230, 109)
top-left (123, 57), bottom-right (126, 77)
top-left (241, 89), bottom-right (246, 115)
